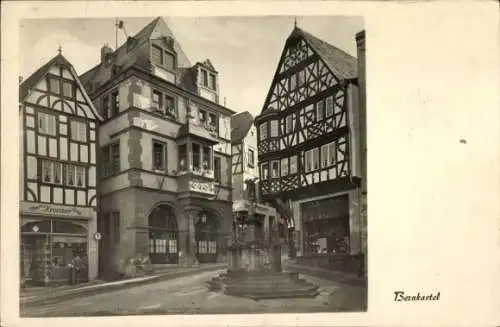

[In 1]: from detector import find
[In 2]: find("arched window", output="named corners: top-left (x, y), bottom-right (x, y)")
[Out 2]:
top-left (149, 205), bottom-right (179, 264)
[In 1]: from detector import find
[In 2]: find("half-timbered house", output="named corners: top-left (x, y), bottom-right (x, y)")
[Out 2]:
top-left (79, 17), bottom-right (234, 279)
top-left (255, 26), bottom-right (367, 271)
top-left (19, 53), bottom-right (103, 285)
top-left (230, 111), bottom-right (280, 255)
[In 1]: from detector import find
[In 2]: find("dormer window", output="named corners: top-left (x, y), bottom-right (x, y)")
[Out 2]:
top-left (201, 70), bottom-right (208, 87)
top-left (199, 68), bottom-right (217, 91)
top-left (152, 44), bottom-right (176, 72)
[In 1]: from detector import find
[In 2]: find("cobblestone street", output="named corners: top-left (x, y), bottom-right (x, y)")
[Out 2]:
top-left (21, 265), bottom-right (366, 316)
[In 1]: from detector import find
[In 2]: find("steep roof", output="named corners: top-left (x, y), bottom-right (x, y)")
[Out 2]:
top-left (19, 53), bottom-right (103, 121)
top-left (231, 111), bottom-right (254, 144)
top-left (79, 17), bottom-right (192, 92)
top-left (292, 27), bottom-right (357, 80)
top-left (19, 54), bottom-right (70, 101)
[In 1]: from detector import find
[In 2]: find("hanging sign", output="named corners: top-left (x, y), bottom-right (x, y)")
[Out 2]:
top-left (93, 232), bottom-right (102, 241)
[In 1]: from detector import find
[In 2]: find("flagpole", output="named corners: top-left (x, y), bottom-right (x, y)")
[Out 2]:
top-left (115, 18), bottom-right (118, 49)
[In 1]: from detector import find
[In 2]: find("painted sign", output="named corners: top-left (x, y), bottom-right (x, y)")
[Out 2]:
top-left (20, 202), bottom-right (93, 218)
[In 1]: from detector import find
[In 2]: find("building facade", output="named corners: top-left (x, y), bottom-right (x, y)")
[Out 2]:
top-left (255, 26), bottom-right (367, 270)
top-left (19, 54), bottom-right (103, 285)
top-left (79, 17), bottom-right (234, 278)
top-left (230, 111), bottom-right (278, 245)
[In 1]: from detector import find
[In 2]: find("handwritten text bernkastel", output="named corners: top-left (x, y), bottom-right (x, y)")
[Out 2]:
top-left (394, 291), bottom-right (440, 302)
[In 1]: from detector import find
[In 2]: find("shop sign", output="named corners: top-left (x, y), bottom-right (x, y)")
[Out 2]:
top-left (20, 202), bottom-right (93, 218)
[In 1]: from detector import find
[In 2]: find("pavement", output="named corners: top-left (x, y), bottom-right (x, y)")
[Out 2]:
top-left (20, 260), bottom-right (367, 317)
top-left (20, 263), bottom-right (226, 307)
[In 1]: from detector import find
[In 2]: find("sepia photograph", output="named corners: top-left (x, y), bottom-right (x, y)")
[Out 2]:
top-left (17, 15), bottom-right (367, 316)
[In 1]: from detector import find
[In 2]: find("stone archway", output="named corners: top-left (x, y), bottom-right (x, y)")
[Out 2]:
top-left (195, 210), bottom-right (220, 264)
top-left (148, 204), bottom-right (179, 264)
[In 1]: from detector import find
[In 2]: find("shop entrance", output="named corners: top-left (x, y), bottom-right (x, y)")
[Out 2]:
top-left (20, 220), bottom-right (88, 285)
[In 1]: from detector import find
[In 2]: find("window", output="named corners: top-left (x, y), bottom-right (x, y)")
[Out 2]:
top-left (208, 113), bottom-right (217, 129)
top-left (178, 144), bottom-right (187, 171)
top-left (192, 144), bottom-right (200, 169)
top-left (152, 90), bottom-right (162, 111)
top-left (76, 166), bottom-right (85, 187)
top-left (328, 142), bottom-right (336, 166)
top-left (62, 81), bottom-right (74, 98)
top-left (321, 144), bottom-right (329, 168)
top-left (305, 150), bottom-right (312, 173)
top-left (70, 121), bottom-right (87, 142)
top-left (201, 70), bottom-right (208, 87)
top-left (38, 112), bottom-right (56, 136)
top-left (111, 91), bottom-right (120, 117)
top-left (281, 158), bottom-right (289, 176)
top-left (102, 143), bottom-right (120, 177)
top-left (209, 74), bottom-right (217, 90)
top-left (271, 161), bottom-right (279, 178)
top-left (317, 100), bottom-right (325, 121)
top-left (298, 69), bottom-right (306, 87)
top-left (312, 148), bottom-right (320, 170)
top-left (214, 156), bottom-right (221, 183)
top-left (153, 141), bottom-right (167, 171)
top-left (260, 122), bottom-right (268, 140)
top-left (261, 163), bottom-right (269, 180)
top-left (270, 120), bottom-right (278, 137)
top-left (202, 146), bottom-right (211, 169)
top-left (49, 77), bottom-right (60, 94)
top-left (198, 110), bottom-right (207, 125)
top-left (164, 52), bottom-right (175, 71)
top-left (65, 165), bottom-right (75, 186)
top-left (290, 73), bottom-right (297, 90)
top-left (326, 96), bottom-right (334, 117)
top-left (53, 162), bottom-right (62, 184)
top-left (290, 155), bottom-right (297, 174)
top-left (152, 45), bottom-right (163, 66)
top-left (247, 149), bottom-right (255, 167)
top-left (102, 96), bottom-right (109, 120)
top-left (286, 115), bottom-right (293, 134)
top-left (165, 95), bottom-right (175, 114)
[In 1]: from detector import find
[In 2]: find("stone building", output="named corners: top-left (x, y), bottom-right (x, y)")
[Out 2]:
top-left (19, 53), bottom-right (103, 285)
top-left (254, 26), bottom-right (367, 272)
top-left (79, 17), bottom-right (235, 278)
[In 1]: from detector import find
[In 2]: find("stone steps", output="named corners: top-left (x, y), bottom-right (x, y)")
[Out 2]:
top-left (206, 272), bottom-right (319, 300)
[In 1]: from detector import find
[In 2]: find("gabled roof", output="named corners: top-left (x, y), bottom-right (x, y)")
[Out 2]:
top-left (258, 27), bottom-right (358, 117)
top-left (19, 54), bottom-right (70, 101)
top-left (231, 111), bottom-right (254, 145)
top-left (79, 16), bottom-right (192, 92)
top-left (294, 27), bottom-right (357, 80)
top-left (197, 59), bottom-right (217, 73)
top-left (19, 53), bottom-right (103, 121)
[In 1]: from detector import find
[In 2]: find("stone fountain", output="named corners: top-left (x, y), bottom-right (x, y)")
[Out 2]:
top-left (206, 179), bottom-right (318, 300)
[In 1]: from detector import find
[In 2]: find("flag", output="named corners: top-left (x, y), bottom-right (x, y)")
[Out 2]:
top-left (117, 20), bottom-right (124, 29)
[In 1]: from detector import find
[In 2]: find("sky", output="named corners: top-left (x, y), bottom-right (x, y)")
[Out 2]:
top-left (20, 16), bottom-right (363, 117)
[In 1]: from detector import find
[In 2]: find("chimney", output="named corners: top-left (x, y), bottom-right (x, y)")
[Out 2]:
top-left (100, 43), bottom-right (114, 65)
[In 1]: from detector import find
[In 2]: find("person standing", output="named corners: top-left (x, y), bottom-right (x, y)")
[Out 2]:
top-left (72, 255), bottom-right (83, 285)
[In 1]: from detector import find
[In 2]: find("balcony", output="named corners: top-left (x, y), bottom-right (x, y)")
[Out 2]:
top-left (177, 114), bottom-right (219, 144)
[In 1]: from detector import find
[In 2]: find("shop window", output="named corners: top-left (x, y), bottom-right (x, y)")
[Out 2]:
top-left (149, 205), bottom-right (179, 264)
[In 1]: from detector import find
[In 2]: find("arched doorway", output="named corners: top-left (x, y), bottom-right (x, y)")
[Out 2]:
top-left (195, 211), bottom-right (219, 263)
top-left (149, 205), bottom-right (179, 264)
